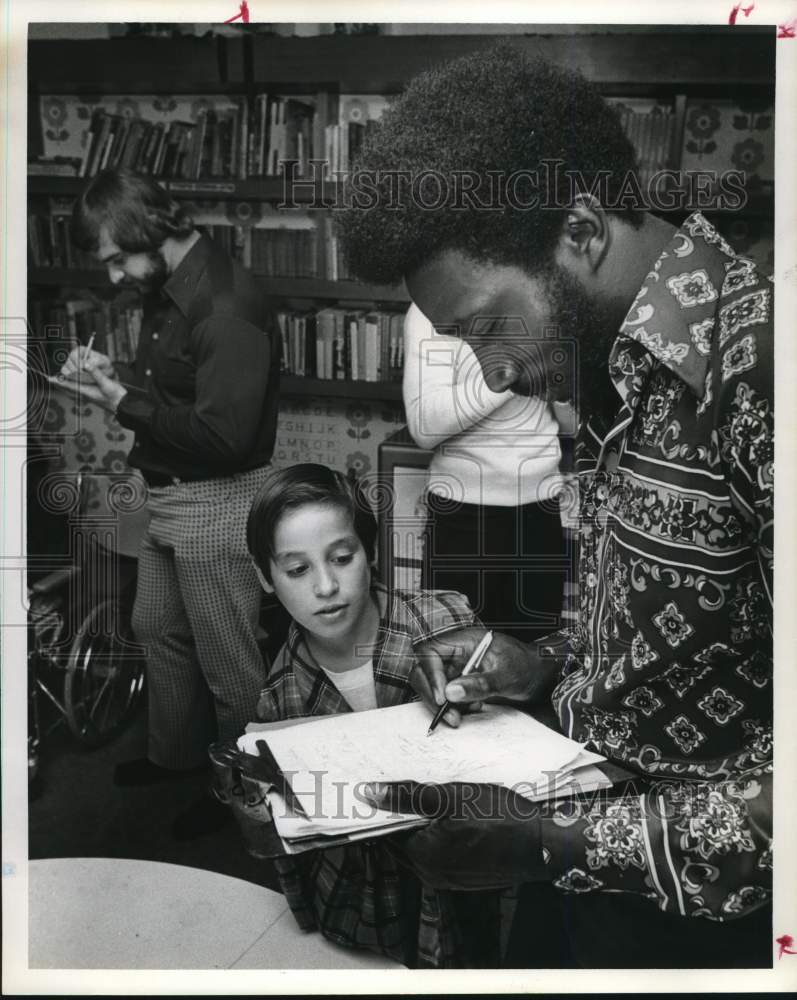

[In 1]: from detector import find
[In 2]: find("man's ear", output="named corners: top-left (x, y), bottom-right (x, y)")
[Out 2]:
top-left (558, 194), bottom-right (610, 274)
top-left (253, 562), bottom-right (274, 594)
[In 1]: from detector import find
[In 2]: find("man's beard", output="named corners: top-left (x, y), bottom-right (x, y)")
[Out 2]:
top-left (135, 250), bottom-right (169, 294)
top-left (541, 265), bottom-right (623, 419)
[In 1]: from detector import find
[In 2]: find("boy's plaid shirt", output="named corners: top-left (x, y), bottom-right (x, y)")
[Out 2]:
top-left (257, 584), bottom-right (480, 967)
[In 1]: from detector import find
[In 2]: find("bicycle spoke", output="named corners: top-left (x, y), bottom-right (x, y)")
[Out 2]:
top-left (87, 672), bottom-right (114, 723)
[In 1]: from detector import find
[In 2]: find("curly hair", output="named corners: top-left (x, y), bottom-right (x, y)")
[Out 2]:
top-left (336, 44), bottom-right (642, 285)
top-left (71, 168), bottom-right (195, 253)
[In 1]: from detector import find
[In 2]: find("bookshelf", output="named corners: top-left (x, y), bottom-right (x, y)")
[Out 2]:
top-left (28, 27), bottom-right (775, 399)
top-left (28, 30), bottom-right (776, 95)
top-left (280, 375), bottom-right (402, 401)
top-left (28, 268), bottom-right (410, 303)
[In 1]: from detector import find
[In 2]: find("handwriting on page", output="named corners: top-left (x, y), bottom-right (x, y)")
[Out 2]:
top-left (728, 2), bottom-right (797, 36)
top-left (263, 701), bottom-right (604, 816)
top-left (776, 934), bottom-right (796, 958)
top-left (728, 3), bottom-right (755, 25)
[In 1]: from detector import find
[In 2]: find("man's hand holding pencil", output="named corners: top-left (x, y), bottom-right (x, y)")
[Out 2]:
top-left (49, 335), bottom-right (127, 413)
top-left (59, 334), bottom-right (116, 382)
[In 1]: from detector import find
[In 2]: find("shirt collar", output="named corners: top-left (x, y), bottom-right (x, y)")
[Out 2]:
top-left (162, 234), bottom-right (213, 317)
top-left (283, 584), bottom-right (396, 714)
top-left (611, 212), bottom-right (739, 400)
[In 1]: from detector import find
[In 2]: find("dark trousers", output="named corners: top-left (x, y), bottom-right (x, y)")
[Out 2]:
top-left (422, 494), bottom-right (568, 642)
top-left (505, 882), bottom-right (772, 969)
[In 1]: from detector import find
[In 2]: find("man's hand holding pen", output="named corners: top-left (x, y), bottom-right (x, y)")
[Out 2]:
top-left (411, 627), bottom-right (560, 729)
top-left (51, 344), bottom-right (127, 413)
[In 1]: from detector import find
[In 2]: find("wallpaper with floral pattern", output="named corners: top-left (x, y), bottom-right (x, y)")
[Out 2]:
top-left (40, 388), bottom-right (405, 493)
top-left (680, 98), bottom-right (774, 186)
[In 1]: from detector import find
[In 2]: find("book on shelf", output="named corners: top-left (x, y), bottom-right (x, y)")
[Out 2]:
top-left (28, 197), bottom-right (99, 271)
top-left (322, 93), bottom-right (389, 179)
top-left (278, 306), bottom-right (404, 384)
top-left (29, 202), bottom-right (364, 286)
top-left (28, 156), bottom-right (82, 177)
top-left (607, 97), bottom-right (676, 189)
top-left (250, 225), bottom-right (319, 278)
top-left (35, 93), bottom-right (327, 183)
top-left (28, 294), bottom-right (142, 369)
top-left (32, 91), bottom-right (398, 183)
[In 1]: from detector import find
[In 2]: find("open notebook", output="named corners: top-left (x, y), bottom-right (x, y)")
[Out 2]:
top-left (237, 703), bottom-right (614, 854)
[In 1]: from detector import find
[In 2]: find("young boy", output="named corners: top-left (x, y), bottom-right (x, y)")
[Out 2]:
top-left (243, 463), bottom-right (487, 967)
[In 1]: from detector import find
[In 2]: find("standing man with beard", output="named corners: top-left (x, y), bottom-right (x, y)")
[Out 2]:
top-left (59, 169), bottom-right (281, 838)
top-left (338, 47), bottom-right (773, 967)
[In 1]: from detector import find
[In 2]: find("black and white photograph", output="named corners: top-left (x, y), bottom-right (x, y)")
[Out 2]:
top-left (2, 1), bottom-right (796, 993)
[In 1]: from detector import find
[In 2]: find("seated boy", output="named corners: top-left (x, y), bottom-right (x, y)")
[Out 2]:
top-left (241, 463), bottom-right (493, 967)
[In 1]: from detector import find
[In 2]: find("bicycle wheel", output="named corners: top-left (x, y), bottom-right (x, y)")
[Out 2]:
top-left (64, 598), bottom-right (146, 747)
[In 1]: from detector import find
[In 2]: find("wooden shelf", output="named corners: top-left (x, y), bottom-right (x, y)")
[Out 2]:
top-left (262, 277), bottom-right (408, 303)
top-left (27, 269), bottom-right (409, 304)
top-left (28, 175), bottom-right (342, 204)
top-left (244, 31), bottom-right (774, 93)
top-left (28, 31), bottom-right (775, 97)
top-left (279, 374), bottom-right (402, 400)
top-left (28, 36), bottom-right (227, 93)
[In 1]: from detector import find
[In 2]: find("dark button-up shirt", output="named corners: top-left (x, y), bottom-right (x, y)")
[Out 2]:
top-left (536, 214), bottom-right (773, 920)
top-left (115, 234), bottom-right (281, 482)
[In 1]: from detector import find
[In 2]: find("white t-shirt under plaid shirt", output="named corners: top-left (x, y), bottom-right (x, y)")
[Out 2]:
top-left (255, 583), bottom-right (480, 967)
top-left (320, 660), bottom-right (378, 711)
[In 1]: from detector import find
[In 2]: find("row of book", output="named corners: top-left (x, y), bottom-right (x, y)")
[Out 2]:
top-left (277, 308), bottom-right (405, 382)
top-left (33, 91), bottom-right (392, 182)
top-left (206, 216), bottom-right (357, 280)
top-left (29, 204), bottom-right (356, 282)
top-left (28, 209), bottom-right (96, 271)
top-left (35, 95), bottom-right (324, 182)
top-left (251, 227), bottom-right (320, 278)
top-left (322, 118), bottom-right (379, 176)
top-left (249, 94), bottom-right (316, 177)
top-left (29, 296), bottom-right (143, 368)
top-left (611, 101), bottom-right (676, 188)
top-left (76, 105), bottom-right (244, 180)
top-left (32, 94), bottom-right (681, 188)
top-left (204, 217), bottom-right (356, 280)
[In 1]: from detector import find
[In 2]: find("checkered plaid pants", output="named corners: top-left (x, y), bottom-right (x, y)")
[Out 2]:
top-left (132, 466), bottom-right (273, 769)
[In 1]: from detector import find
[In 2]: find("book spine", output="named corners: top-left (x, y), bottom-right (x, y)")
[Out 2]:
top-left (79, 109), bottom-right (102, 177)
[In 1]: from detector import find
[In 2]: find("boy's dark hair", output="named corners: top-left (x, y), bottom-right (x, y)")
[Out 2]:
top-left (336, 44), bottom-right (642, 285)
top-left (71, 168), bottom-right (195, 253)
top-left (247, 464), bottom-right (378, 582)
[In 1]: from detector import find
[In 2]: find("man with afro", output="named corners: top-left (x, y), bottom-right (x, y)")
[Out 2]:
top-left (339, 45), bottom-right (773, 968)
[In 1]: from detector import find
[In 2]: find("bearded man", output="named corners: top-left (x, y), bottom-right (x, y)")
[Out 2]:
top-left (338, 47), bottom-right (773, 968)
top-left (59, 169), bottom-right (281, 838)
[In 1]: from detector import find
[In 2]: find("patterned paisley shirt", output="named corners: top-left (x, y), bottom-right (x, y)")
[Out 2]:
top-left (539, 213), bottom-right (773, 921)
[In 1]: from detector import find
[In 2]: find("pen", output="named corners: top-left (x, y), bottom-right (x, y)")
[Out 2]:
top-left (426, 630), bottom-right (493, 736)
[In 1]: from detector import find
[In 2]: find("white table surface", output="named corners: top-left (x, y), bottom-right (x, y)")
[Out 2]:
top-left (28, 857), bottom-right (403, 970)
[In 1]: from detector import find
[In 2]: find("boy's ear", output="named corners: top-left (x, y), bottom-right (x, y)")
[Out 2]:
top-left (253, 563), bottom-right (274, 594)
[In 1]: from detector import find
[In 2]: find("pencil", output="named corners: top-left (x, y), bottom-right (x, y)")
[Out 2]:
top-left (426, 630), bottom-right (494, 736)
top-left (82, 332), bottom-right (96, 367)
